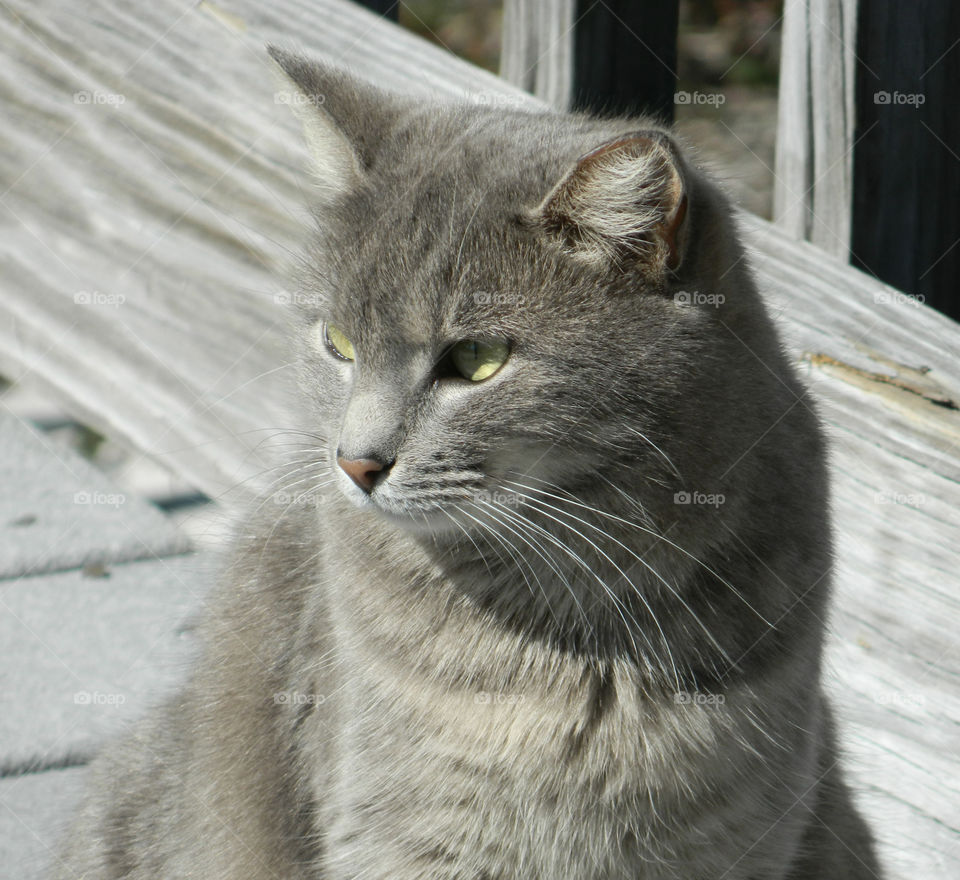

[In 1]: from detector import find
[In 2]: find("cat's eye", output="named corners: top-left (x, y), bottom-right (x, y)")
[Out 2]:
top-left (324, 324), bottom-right (355, 361)
top-left (448, 339), bottom-right (510, 382)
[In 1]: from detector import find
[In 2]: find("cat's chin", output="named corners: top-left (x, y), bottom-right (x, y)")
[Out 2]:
top-left (377, 506), bottom-right (460, 537)
top-left (365, 500), bottom-right (462, 538)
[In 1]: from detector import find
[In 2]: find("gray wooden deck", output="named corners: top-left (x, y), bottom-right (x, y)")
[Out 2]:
top-left (0, 413), bottom-right (211, 877)
top-left (1, 1), bottom-right (958, 877)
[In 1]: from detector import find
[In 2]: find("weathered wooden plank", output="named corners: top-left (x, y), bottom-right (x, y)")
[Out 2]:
top-left (739, 214), bottom-right (960, 872)
top-left (0, 0), bottom-right (532, 506)
top-left (0, 766), bottom-right (90, 880)
top-left (500, 0), bottom-right (541, 97)
top-left (773, 0), bottom-right (859, 259)
top-left (0, 413), bottom-right (190, 578)
top-left (743, 216), bottom-right (960, 487)
top-left (0, 553), bottom-right (211, 773)
top-left (500, 0), bottom-right (573, 109)
top-left (827, 441), bottom-right (960, 876)
top-left (0, 1), bottom-right (957, 872)
top-left (500, 0), bottom-right (576, 110)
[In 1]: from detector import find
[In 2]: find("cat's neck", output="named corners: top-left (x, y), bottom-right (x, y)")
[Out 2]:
top-left (317, 491), bottom-right (753, 699)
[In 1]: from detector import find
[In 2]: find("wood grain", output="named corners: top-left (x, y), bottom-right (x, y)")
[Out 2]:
top-left (773, 0), bottom-right (859, 259)
top-left (500, 0), bottom-right (573, 109)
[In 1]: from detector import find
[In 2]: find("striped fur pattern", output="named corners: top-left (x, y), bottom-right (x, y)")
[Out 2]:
top-left (53, 49), bottom-right (880, 880)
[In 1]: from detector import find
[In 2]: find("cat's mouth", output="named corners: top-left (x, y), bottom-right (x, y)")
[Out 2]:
top-left (335, 467), bottom-right (463, 534)
top-left (333, 452), bottom-right (524, 539)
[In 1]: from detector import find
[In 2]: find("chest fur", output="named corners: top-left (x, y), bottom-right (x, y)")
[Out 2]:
top-left (313, 634), bottom-right (749, 879)
top-left (309, 547), bottom-right (776, 878)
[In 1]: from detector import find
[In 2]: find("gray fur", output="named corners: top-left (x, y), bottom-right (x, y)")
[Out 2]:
top-left (52, 49), bottom-right (879, 879)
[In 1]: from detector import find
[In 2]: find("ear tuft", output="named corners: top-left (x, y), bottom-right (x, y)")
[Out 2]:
top-left (533, 131), bottom-right (689, 274)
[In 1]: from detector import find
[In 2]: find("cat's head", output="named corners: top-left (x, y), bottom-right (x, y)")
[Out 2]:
top-left (270, 48), bottom-right (808, 549)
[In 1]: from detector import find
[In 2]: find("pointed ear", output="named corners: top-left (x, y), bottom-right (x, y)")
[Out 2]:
top-left (267, 46), bottom-right (401, 201)
top-left (531, 131), bottom-right (690, 274)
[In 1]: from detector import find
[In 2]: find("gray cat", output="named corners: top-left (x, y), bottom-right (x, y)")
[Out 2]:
top-left (52, 48), bottom-right (879, 879)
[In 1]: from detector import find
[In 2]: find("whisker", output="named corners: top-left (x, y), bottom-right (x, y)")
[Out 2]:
top-left (473, 499), bottom-right (577, 636)
top-left (502, 479), bottom-right (736, 671)
top-left (476, 498), bottom-right (655, 671)
top-left (475, 499), bottom-right (596, 645)
top-left (441, 505), bottom-right (494, 580)
top-left (454, 503), bottom-right (545, 612)
top-left (496, 484), bottom-right (685, 686)
top-left (503, 473), bottom-right (773, 628)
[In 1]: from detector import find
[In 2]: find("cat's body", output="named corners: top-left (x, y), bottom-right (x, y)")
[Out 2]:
top-left (53, 50), bottom-right (878, 879)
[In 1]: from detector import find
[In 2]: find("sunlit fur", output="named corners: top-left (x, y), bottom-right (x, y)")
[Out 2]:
top-left (53, 51), bottom-right (879, 879)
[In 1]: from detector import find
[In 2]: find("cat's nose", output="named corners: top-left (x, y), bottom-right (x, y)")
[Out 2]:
top-left (337, 455), bottom-right (390, 493)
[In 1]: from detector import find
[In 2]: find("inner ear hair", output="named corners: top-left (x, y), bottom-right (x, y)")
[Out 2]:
top-left (533, 131), bottom-right (690, 275)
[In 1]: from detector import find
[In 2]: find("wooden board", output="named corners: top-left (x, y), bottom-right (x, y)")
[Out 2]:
top-left (0, 0), bottom-right (957, 873)
top-left (0, 0), bottom-right (530, 506)
top-left (773, 0), bottom-right (858, 259)
top-left (0, 413), bottom-right (190, 578)
top-left (0, 552), bottom-right (211, 773)
top-left (0, 766), bottom-right (90, 880)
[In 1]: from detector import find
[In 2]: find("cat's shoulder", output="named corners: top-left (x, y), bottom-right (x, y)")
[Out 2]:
top-left (192, 496), bottom-right (323, 661)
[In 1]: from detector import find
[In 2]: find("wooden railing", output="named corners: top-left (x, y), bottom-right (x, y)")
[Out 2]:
top-left (493, 0), bottom-right (959, 318)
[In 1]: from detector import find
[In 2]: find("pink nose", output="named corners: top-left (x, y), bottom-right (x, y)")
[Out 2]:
top-left (337, 456), bottom-right (386, 493)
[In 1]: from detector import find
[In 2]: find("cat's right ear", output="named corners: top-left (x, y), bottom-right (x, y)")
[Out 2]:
top-left (268, 46), bottom-right (397, 201)
top-left (529, 131), bottom-right (690, 277)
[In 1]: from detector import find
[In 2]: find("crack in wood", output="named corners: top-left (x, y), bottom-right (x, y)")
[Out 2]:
top-left (805, 352), bottom-right (958, 411)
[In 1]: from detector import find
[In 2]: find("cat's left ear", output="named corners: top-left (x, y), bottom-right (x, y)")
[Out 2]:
top-left (268, 46), bottom-right (402, 201)
top-left (531, 131), bottom-right (690, 275)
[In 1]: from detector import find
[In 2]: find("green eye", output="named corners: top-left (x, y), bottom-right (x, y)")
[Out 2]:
top-left (325, 324), bottom-right (355, 361)
top-left (449, 339), bottom-right (510, 382)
